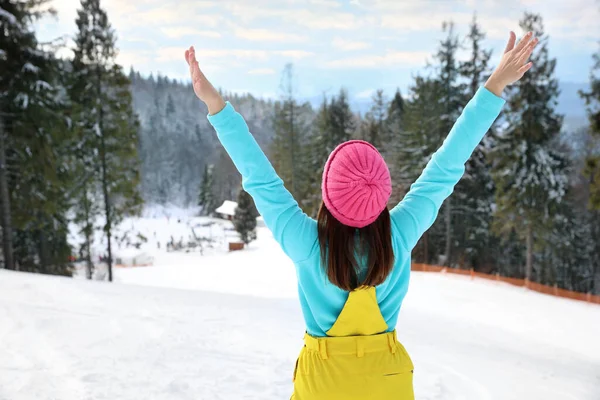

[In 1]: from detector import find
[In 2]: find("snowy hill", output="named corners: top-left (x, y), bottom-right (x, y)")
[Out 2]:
top-left (2, 224), bottom-right (600, 399)
top-left (129, 73), bottom-right (277, 207)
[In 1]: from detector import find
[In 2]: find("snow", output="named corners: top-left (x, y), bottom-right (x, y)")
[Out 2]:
top-left (92, 122), bottom-right (101, 137)
top-left (68, 212), bottom-right (239, 269)
top-left (14, 93), bottom-right (29, 108)
top-left (115, 227), bottom-right (297, 298)
top-left (22, 63), bottom-right (39, 73)
top-left (35, 80), bottom-right (52, 92)
top-left (215, 200), bottom-right (237, 216)
top-left (3, 212), bottom-right (600, 400)
top-left (142, 204), bottom-right (199, 219)
top-left (0, 7), bottom-right (17, 25)
top-left (113, 248), bottom-right (153, 267)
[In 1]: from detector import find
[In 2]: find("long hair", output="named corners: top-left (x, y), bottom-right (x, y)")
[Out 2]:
top-left (317, 202), bottom-right (394, 291)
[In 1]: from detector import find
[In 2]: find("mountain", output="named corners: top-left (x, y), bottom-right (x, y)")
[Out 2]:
top-left (129, 71), bottom-right (591, 208)
top-left (345, 81), bottom-right (591, 130)
top-left (556, 81), bottom-right (590, 131)
top-left (129, 71), bottom-right (275, 207)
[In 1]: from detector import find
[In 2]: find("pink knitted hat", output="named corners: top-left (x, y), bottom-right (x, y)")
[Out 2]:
top-left (322, 140), bottom-right (392, 228)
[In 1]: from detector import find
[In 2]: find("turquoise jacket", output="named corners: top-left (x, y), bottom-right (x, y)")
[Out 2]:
top-left (208, 86), bottom-right (505, 337)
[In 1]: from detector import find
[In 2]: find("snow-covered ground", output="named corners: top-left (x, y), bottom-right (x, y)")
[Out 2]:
top-left (68, 205), bottom-right (241, 278)
top-left (2, 212), bottom-right (600, 400)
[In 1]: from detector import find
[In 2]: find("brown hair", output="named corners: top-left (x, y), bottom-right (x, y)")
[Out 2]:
top-left (317, 202), bottom-right (394, 291)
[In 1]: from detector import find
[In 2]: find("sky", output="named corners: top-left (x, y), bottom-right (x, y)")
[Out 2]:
top-left (35, 0), bottom-right (600, 103)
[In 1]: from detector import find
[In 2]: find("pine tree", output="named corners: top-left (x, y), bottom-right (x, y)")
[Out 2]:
top-left (328, 89), bottom-right (356, 145)
top-left (0, 0), bottom-right (73, 274)
top-left (394, 76), bottom-right (445, 262)
top-left (386, 88), bottom-right (405, 145)
top-left (385, 88), bottom-right (406, 203)
top-left (233, 189), bottom-right (257, 245)
top-left (541, 196), bottom-right (597, 292)
top-left (395, 78), bottom-right (445, 191)
top-left (456, 15), bottom-right (498, 270)
top-left (578, 43), bottom-right (600, 294)
top-left (213, 145), bottom-right (241, 207)
top-left (271, 63), bottom-right (311, 203)
top-left (431, 21), bottom-right (466, 266)
top-left (491, 13), bottom-right (569, 282)
top-left (166, 94), bottom-right (175, 116)
top-left (73, 182), bottom-right (99, 279)
top-left (360, 90), bottom-right (387, 149)
top-left (303, 90), bottom-right (355, 217)
top-left (305, 96), bottom-right (331, 216)
top-left (198, 164), bottom-right (215, 216)
top-left (579, 44), bottom-right (600, 209)
top-left (70, 0), bottom-right (143, 281)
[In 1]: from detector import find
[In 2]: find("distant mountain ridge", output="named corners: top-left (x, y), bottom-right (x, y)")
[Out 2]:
top-left (129, 71), bottom-right (592, 207)
top-left (129, 71), bottom-right (275, 207)
top-left (341, 81), bottom-right (590, 131)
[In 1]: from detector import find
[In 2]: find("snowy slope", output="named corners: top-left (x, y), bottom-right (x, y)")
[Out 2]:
top-left (2, 223), bottom-right (600, 399)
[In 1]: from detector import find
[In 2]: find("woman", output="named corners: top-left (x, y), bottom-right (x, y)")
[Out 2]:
top-left (184, 30), bottom-right (537, 399)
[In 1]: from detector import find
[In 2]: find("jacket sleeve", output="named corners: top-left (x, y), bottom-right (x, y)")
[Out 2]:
top-left (207, 102), bottom-right (317, 263)
top-left (390, 86), bottom-right (505, 251)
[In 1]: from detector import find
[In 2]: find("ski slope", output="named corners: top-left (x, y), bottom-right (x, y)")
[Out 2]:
top-left (2, 218), bottom-right (600, 399)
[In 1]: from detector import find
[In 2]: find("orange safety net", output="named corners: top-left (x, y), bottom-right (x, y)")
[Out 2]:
top-left (411, 263), bottom-right (600, 305)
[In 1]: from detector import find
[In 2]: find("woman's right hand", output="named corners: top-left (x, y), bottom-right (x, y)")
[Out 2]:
top-left (185, 46), bottom-right (226, 115)
top-left (485, 31), bottom-right (538, 97)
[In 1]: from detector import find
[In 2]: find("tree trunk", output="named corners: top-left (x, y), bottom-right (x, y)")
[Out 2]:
top-left (96, 46), bottom-right (113, 282)
top-left (85, 236), bottom-right (93, 279)
top-left (38, 222), bottom-right (50, 271)
top-left (525, 224), bottom-right (533, 282)
top-left (83, 188), bottom-right (94, 280)
top-left (100, 133), bottom-right (113, 282)
top-left (0, 118), bottom-right (15, 270)
top-left (444, 198), bottom-right (452, 266)
top-left (592, 211), bottom-right (600, 295)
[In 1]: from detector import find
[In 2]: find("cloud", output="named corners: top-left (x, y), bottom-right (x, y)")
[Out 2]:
top-left (125, 36), bottom-right (159, 45)
top-left (36, 0), bottom-right (598, 89)
top-left (116, 49), bottom-right (154, 69)
top-left (234, 27), bottom-right (307, 43)
top-left (157, 47), bottom-right (313, 63)
top-left (324, 50), bottom-right (430, 68)
top-left (290, 9), bottom-right (360, 30)
top-left (158, 48), bottom-right (269, 62)
top-left (247, 68), bottom-right (277, 75)
top-left (224, 3), bottom-right (361, 30)
top-left (332, 38), bottom-right (371, 51)
top-left (380, 12), bottom-right (474, 32)
top-left (355, 89), bottom-right (374, 99)
top-left (161, 27), bottom-right (222, 39)
top-left (277, 50), bottom-right (314, 59)
top-left (307, 0), bottom-right (342, 7)
top-left (135, 5), bottom-right (223, 27)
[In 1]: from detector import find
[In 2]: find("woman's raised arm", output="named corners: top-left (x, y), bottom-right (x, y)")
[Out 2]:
top-left (185, 46), bottom-right (317, 263)
top-left (390, 31), bottom-right (538, 251)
